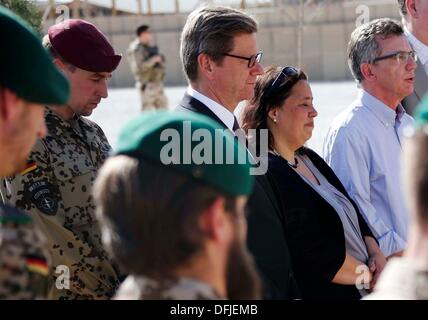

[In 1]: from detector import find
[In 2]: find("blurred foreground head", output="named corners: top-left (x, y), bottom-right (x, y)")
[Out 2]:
top-left (0, 5), bottom-right (69, 177)
top-left (403, 97), bottom-right (428, 227)
top-left (94, 111), bottom-right (261, 299)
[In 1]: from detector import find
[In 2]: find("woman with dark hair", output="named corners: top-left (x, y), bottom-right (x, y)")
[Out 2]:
top-left (242, 66), bottom-right (386, 299)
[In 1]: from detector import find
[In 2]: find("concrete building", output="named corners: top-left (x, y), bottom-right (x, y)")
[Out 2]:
top-left (39, 0), bottom-right (401, 87)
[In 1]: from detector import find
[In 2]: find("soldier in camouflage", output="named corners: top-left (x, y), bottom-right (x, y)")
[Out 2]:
top-left (0, 206), bottom-right (50, 300)
top-left (0, 19), bottom-right (122, 300)
top-left (94, 111), bottom-right (262, 300)
top-left (127, 25), bottom-right (168, 110)
top-left (0, 5), bottom-right (70, 299)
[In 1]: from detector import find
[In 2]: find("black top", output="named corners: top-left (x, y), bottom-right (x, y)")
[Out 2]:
top-left (175, 94), bottom-right (300, 299)
top-left (266, 147), bottom-right (375, 300)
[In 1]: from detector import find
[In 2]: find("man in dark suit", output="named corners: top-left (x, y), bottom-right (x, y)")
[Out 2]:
top-left (175, 6), bottom-right (299, 299)
top-left (398, 0), bottom-right (428, 115)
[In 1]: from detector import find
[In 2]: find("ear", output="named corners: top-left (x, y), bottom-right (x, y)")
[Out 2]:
top-left (267, 108), bottom-right (278, 122)
top-left (360, 62), bottom-right (376, 82)
top-left (197, 53), bottom-right (216, 80)
top-left (407, 0), bottom-right (418, 18)
top-left (199, 197), bottom-right (229, 242)
top-left (53, 58), bottom-right (68, 73)
top-left (0, 87), bottom-right (21, 124)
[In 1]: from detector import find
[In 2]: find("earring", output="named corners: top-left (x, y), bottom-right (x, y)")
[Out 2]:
top-left (273, 118), bottom-right (277, 123)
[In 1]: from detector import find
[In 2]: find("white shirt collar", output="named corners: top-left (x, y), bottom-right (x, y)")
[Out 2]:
top-left (186, 86), bottom-right (235, 131)
top-left (360, 90), bottom-right (407, 125)
top-left (404, 26), bottom-right (428, 66)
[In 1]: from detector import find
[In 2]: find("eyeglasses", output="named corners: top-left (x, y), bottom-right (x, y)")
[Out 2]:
top-left (265, 66), bottom-right (299, 98)
top-left (223, 51), bottom-right (263, 68)
top-left (372, 50), bottom-right (418, 64)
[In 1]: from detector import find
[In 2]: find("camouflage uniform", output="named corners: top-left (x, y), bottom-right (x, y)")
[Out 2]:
top-left (115, 275), bottom-right (223, 300)
top-left (127, 39), bottom-right (168, 110)
top-left (0, 109), bottom-right (120, 300)
top-left (0, 204), bottom-right (50, 299)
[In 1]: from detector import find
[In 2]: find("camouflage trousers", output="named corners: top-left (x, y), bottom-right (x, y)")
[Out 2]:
top-left (139, 81), bottom-right (168, 111)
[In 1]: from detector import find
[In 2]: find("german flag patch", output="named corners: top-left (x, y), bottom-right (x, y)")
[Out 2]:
top-left (20, 161), bottom-right (37, 175)
top-left (26, 254), bottom-right (49, 276)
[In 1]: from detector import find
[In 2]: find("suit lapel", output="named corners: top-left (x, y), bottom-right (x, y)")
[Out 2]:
top-left (177, 93), bottom-right (228, 129)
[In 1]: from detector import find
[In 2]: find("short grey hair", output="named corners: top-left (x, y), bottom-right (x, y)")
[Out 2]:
top-left (180, 6), bottom-right (258, 82)
top-left (347, 18), bottom-right (404, 83)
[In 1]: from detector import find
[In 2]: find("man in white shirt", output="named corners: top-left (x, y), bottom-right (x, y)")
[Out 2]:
top-left (398, 0), bottom-right (428, 115)
top-left (323, 18), bottom-right (416, 259)
top-left (365, 97), bottom-right (428, 300)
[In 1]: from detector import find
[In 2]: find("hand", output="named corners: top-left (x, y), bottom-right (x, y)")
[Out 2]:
top-left (151, 55), bottom-right (163, 64)
top-left (363, 236), bottom-right (387, 289)
top-left (368, 252), bottom-right (387, 289)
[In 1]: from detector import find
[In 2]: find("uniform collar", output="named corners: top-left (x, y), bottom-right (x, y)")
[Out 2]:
top-left (45, 108), bottom-right (96, 141)
top-left (45, 108), bottom-right (80, 125)
top-left (45, 107), bottom-right (74, 133)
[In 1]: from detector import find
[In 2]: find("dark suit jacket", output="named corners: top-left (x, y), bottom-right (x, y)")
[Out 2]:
top-left (176, 93), bottom-right (299, 299)
top-left (267, 147), bottom-right (375, 300)
top-left (402, 53), bottom-right (428, 116)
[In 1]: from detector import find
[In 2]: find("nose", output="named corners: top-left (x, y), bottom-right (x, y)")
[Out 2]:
top-left (98, 80), bottom-right (108, 99)
top-left (251, 61), bottom-right (264, 76)
top-left (310, 105), bottom-right (318, 118)
top-left (407, 56), bottom-right (417, 71)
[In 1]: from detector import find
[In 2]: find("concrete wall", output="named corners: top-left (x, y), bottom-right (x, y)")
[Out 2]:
top-left (43, 2), bottom-right (401, 87)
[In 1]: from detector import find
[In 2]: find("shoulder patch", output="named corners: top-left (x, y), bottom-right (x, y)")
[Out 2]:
top-left (24, 181), bottom-right (58, 216)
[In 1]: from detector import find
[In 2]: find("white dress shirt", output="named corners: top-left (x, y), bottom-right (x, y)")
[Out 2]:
top-left (323, 90), bottom-right (414, 257)
top-left (186, 86), bottom-right (235, 132)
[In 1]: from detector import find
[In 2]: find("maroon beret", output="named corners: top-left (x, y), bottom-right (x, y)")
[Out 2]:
top-left (48, 19), bottom-right (121, 73)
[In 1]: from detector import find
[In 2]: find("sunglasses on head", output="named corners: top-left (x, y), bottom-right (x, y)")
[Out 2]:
top-left (265, 66), bottom-right (299, 98)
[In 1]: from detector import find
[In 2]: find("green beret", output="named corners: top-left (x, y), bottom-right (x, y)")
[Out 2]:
top-left (0, 6), bottom-right (69, 105)
top-left (116, 111), bottom-right (254, 196)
